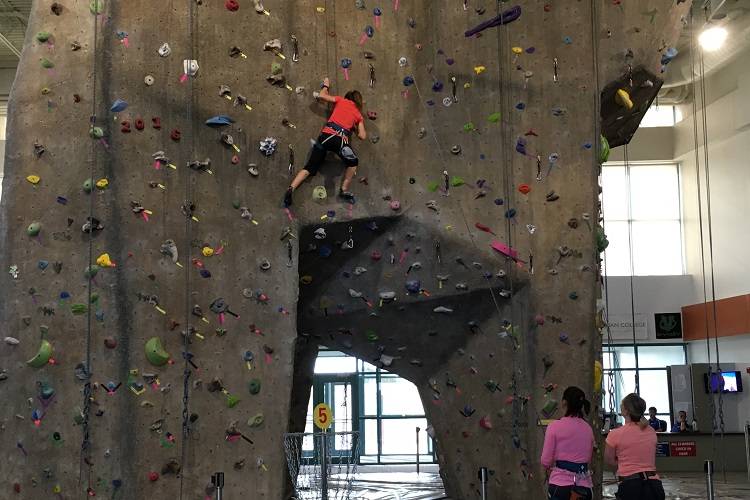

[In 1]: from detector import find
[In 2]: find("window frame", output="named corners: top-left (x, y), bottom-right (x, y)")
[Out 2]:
top-left (601, 161), bottom-right (685, 276)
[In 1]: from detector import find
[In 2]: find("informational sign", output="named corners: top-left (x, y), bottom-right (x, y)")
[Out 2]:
top-left (669, 441), bottom-right (697, 457)
top-left (655, 312), bottom-right (682, 339)
top-left (655, 442), bottom-right (670, 457)
top-left (313, 403), bottom-right (333, 430)
top-left (608, 313), bottom-right (648, 340)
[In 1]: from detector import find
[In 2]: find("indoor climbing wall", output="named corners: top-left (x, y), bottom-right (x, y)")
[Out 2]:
top-left (0, 1), bottom-right (689, 499)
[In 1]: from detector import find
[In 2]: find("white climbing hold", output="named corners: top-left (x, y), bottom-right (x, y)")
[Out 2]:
top-left (433, 306), bottom-right (453, 314)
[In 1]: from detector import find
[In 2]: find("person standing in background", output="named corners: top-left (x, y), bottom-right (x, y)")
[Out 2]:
top-left (605, 394), bottom-right (665, 500)
top-left (541, 386), bottom-right (595, 500)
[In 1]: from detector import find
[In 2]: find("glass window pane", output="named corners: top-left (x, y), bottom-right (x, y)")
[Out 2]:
top-left (603, 346), bottom-right (637, 369)
top-left (638, 370), bottom-right (670, 416)
top-left (629, 165), bottom-right (680, 220)
top-left (381, 418), bottom-right (428, 455)
top-left (602, 166), bottom-right (629, 220)
top-left (637, 345), bottom-right (686, 368)
top-left (362, 419), bottom-right (378, 455)
top-left (358, 358), bottom-right (377, 372)
top-left (380, 377), bottom-right (424, 416)
top-left (631, 221), bottom-right (683, 275)
top-left (602, 220), bottom-right (631, 276)
top-left (639, 105), bottom-right (676, 127)
top-left (363, 376), bottom-right (378, 416)
top-left (314, 351), bottom-right (357, 374)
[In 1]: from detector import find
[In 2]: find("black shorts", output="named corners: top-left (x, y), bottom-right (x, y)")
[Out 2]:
top-left (548, 485), bottom-right (592, 500)
top-left (615, 479), bottom-right (664, 500)
top-left (303, 133), bottom-right (359, 175)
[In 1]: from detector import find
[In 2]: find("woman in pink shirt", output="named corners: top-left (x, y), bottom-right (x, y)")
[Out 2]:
top-left (541, 386), bottom-right (594, 499)
top-left (605, 393), bottom-right (665, 500)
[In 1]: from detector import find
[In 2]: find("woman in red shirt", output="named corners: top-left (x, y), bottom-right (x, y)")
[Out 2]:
top-left (605, 393), bottom-right (665, 500)
top-left (283, 77), bottom-right (367, 207)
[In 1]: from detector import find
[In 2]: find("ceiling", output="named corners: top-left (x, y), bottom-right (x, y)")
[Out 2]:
top-left (0, 0), bottom-right (31, 69)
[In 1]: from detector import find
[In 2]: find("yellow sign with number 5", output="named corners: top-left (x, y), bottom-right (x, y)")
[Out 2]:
top-left (314, 403), bottom-right (333, 430)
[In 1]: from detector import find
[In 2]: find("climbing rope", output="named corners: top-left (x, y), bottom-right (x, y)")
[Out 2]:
top-left (79, 1), bottom-right (101, 494)
top-left (622, 145), bottom-right (641, 395)
top-left (178, 0), bottom-right (197, 497)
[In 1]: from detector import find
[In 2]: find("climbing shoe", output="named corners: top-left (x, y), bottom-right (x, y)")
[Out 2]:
top-left (283, 187), bottom-right (293, 207)
top-left (339, 190), bottom-right (355, 204)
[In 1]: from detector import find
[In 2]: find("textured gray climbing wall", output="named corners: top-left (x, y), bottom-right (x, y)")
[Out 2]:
top-left (0, 1), bottom-right (689, 499)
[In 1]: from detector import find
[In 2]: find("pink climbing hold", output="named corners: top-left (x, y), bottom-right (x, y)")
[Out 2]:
top-left (479, 415), bottom-right (493, 430)
top-left (490, 240), bottom-right (519, 260)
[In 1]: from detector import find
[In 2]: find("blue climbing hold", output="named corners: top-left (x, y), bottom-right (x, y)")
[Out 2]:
top-left (110, 99), bottom-right (128, 112)
top-left (494, 198), bottom-right (504, 206)
top-left (515, 102), bottom-right (526, 110)
top-left (432, 80), bottom-right (444, 92)
top-left (403, 76), bottom-right (415, 86)
top-left (505, 208), bottom-right (517, 218)
top-left (38, 260), bottom-right (49, 270)
top-left (405, 280), bottom-right (421, 294)
top-left (60, 291), bottom-right (71, 299)
top-left (200, 269), bottom-right (212, 278)
top-left (319, 245), bottom-right (332, 258)
top-left (341, 58), bottom-right (352, 69)
top-left (373, 7), bottom-right (382, 16)
top-left (365, 25), bottom-right (375, 37)
top-left (515, 137), bottom-right (527, 155)
top-left (205, 115), bottom-right (234, 126)
top-left (563, 36), bottom-right (573, 45)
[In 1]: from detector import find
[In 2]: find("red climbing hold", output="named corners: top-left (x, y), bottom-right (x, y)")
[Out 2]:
top-left (134, 118), bottom-right (145, 130)
top-left (152, 117), bottom-right (162, 129)
top-left (170, 129), bottom-right (181, 141)
top-left (367, 111), bottom-right (378, 120)
top-left (225, 0), bottom-right (240, 11)
top-left (479, 415), bottom-right (493, 430)
top-left (518, 183), bottom-right (531, 195)
top-left (231, 155), bottom-right (240, 165)
top-left (544, 4), bottom-right (552, 12)
top-left (474, 222), bottom-right (496, 235)
top-left (371, 250), bottom-right (382, 261)
top-left (121, 121), bottom-right (131, 133)
top-left (148, 471), bottom-right (159, 482)
top-left (13, 483), bottom-right (21, 493)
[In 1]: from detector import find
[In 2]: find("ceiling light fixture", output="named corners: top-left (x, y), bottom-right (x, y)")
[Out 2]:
top-left (699, 26), bottom-right (728, 52)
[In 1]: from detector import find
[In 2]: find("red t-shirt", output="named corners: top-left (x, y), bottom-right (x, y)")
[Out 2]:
top-left (322, 96), bottom-right (363, 135)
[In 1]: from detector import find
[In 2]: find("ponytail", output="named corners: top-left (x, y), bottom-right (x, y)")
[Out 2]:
top-left (563, 386), bottom-right (590, 418)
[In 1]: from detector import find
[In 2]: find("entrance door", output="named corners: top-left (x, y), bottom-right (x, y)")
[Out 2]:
top-left (313, 375), bottom-right (359, 462)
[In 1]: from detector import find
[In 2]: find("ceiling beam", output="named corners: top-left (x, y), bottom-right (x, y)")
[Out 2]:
top-left (0, 31), bottom-right (21, 58)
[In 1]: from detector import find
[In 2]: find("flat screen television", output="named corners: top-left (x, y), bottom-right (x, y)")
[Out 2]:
top-left (704, 371), bottom-right (743, 393)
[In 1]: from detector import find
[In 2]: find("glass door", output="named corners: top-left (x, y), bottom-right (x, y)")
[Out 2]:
top-left (313, 375), bottom-right (359, 462)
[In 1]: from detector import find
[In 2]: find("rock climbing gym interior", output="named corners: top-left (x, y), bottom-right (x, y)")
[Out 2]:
top-left (2, 1), bottom-right (750, 499)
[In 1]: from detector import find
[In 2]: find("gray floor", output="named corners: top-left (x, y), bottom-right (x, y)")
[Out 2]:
top-left (345, 471), bottom-right (750, 499)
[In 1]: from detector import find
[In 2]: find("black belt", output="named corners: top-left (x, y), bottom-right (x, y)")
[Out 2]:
top-left (555, 460), bottom-right (588, 474)
top-left (618, 471), bottom-right (657, 482)
top-left (325, 122), bottom-right (352, 137)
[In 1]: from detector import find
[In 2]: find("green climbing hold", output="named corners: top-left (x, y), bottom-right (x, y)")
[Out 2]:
top-left (226, 394), bottom-right (241, 408)
top-left (248, 379), bottom-right (262, 395)
top-left (426, 181), bottom-right (440, 192)
top-left (541, 398), bottom-right (558, 418)
top-left (73, 408), bottom-right (85, 425)
top-left (247, 413), bottom-right (265, 428)
top-left (232, 200), bottom-right (241, 209)
top-left (463, 122), bottom-right (476, 132)
top-left (145, 337), bottom-right (170, 366)
top-left (487, 112), bottom-right (501, 123)
top-left (90, 0), bottom-right (104, 15)
top-left (90, 292), bottom-right (100, 304)
top-left (36, 32), bottom-right (52, 43)
top-left (83, 178), bottom-right (93, 193)
top-left (450, 176), bottom-right (465, 187)
top-left (596, 225), bottom-right (610, 253)
top-left (40, 58), bottom-right (54, 69)
top-left (366, 330), bottom-right (379, 342)
top-left (27, 222), bottom-right (41, 237)
top-left (70, 303), bottom-right (88, 315)
top-left (89, 126), bottom-right (104, 139)
top-left (84, 265), bottom-right (100, 280)
top-left (599, 134), bottom-right (610, 164)
top-left (312, 185), bottom-right (327, 200)
top-left (271, 62), bottom-right (283, 75)
top-left (27, 339), bottom-right (53, 368)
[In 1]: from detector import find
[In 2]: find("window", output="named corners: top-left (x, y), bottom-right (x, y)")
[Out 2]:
top-left (602, 344), bottom-right (686, 424)
top-left (639, 104), bottom-right (683, 127)
top-left (601, 163), bottom-right (684, 276)
top-left (307, 350), bottom-right (436, 465)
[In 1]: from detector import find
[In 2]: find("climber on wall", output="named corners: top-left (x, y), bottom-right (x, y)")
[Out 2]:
top-left (283, 77), bottom-right (366, 207)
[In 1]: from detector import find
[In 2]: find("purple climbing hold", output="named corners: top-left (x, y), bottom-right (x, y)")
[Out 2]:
top-left (200, 269), bottom-right (211, 278)
top-left (515, 102), bottom-right (526, 110)
top-left (405, 280), bottom-right (421, 294)
top-left (494, 198), bottom-right (504, 206)
top-left (403, 76), bottom-right (415, 86)
top-left (464, 5), bottom-right (522, 37)
top-left (515, 137), bottom-right (527, 155)
top-left (445, 58), bottom-right (455, 65)
top-left (525, 47), bottom-right (535, 54)
top-left (432, 80), bottom-right (444, 92)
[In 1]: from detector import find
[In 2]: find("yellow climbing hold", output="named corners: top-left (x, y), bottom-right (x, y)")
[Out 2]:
top-left (26, 175), bottom-right (41, 185)
top-left (96, 253), bottom-right (115, 268)
top-left (202, 246), bottom-right (214, 257)
top-left (594, 360), bottom-right (603, 393)
top-left (511, 47), bottom-right (523, 54)
top-left (474, 65), bottom-right (486, 75)
top-left (615, 88), bottom-right (634, 110)
top-left (316, 6), bottom-right (325, 13)
top-left (53, 485), bottom-right (62, 494)
top-left (95, 178), bottom-right (109, 189)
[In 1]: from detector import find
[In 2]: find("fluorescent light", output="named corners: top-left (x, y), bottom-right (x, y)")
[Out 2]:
top-left (699, 26), bottom-right (728, 52)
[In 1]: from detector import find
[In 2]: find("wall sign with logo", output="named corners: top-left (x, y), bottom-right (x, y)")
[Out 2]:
top-left (655, 442), bottom-right (670, 457)
top-left (669, 441), bottom-right (697, 457)
top-left (608, 313), bottom-right (648, 340)
top-left (655, 312), bottom-right (682, 339)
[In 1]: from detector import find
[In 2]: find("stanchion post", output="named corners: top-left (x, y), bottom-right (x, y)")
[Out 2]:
top-left (321, 431), bottom-right (329, 500)
top-left (416, 426), bottom-right (421, 475)
top-left (211, 472), bottom-right (224, 500)
top-left (705, 459), bottom-right (715, 500)
top-left (478, 466), bottom-right (488, 500)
